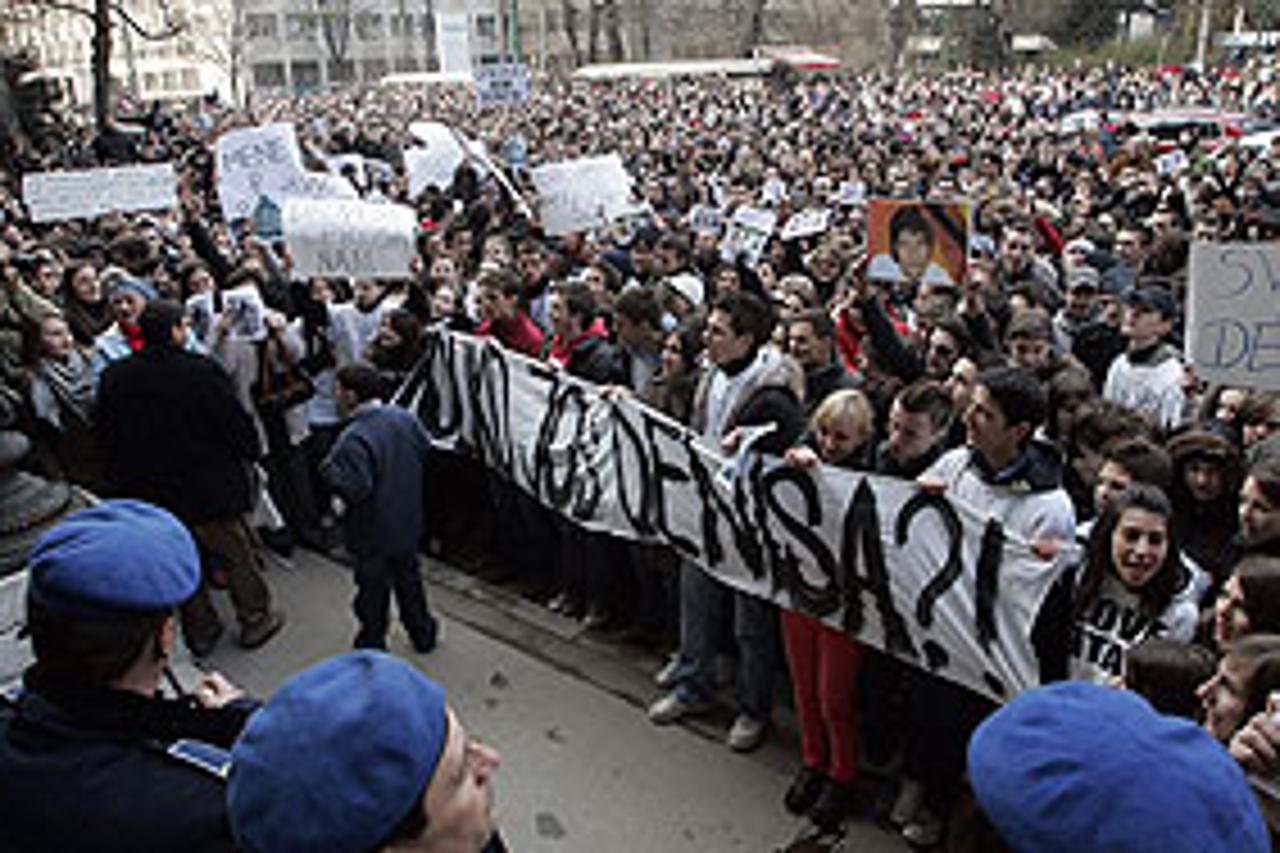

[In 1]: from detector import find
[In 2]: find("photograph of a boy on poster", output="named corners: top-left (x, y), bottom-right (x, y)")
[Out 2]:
top-left (866, 199), bottom-right (970, 293)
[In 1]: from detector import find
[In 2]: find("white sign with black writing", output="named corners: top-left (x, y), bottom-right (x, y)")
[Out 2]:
top-left (475, 63), bottom-right (530, 107)
top-left (720, 206), bottom-right (777, 266)
top-left (215, 123), bottom-right (306, 222)
top-left (780, 208), bottom-right (831, 242)
top-left (22, 163), bottom-right (177, 223)
top-left (396, 330), bottom-right (1077, 703)
top-left (531, 154), bottom-right (634, 237)
top-left (222, 284), bottom-right (267, 341)
top-left (284, 199), bottom-right (417, 281)
top-left (689, 205), bottom-right (724, 235)
top-left (1156, 149), bottom-right (1190, 176)
top-left (1187, 242), bottom-right (1280, 391)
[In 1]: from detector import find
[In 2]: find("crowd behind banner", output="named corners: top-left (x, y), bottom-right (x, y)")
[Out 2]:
top-left (1, 56), bottom-right (1280, 847)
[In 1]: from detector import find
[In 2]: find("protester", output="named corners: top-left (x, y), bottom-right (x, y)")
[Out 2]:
top-left (1200, 634), bottom-right (1280, 745)
top-left (95, 300), bottom-right (285, 656)
top-left (1121, 636), bottom-right (1216, 721)
top-left (1069, 484), bottom-right (1198, 683)
top-left (780, 389), bottom-right (875, 831)
top-left (0, 500), bottom-right (257, 851)
top-left (648, 290), bottom-right (804, 753)
top-left (322, 362), bottom-right (438, 652)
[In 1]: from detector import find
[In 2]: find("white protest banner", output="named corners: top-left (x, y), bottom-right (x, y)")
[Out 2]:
top-left (395, 330), bottom-right (1077, 703)
top-left (406, 120), bottom-right (470, 195)
top-left (1187, 242), bottom-right (1280, 391)
top-left (284, 199), bottom-right (417, 281)
top-left (215, 123), bottom-right (305, 221)
top-left (780, 208), bottom-right (832, 242)
top-left (475, 63), bottom-right (530, 108)
top-left (531, 154), bottom-right (634, 237)
top-left (720, 206), bottom-right (777, 266)
top-left (22, 163), bottom-right (177, 223)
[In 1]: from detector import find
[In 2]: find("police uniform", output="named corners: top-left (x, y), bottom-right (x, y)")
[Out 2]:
top-left (0, 500), bottom-right (256, 852)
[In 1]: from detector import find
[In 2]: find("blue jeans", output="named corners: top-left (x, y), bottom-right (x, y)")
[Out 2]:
top-left (672, 559), bottom-right (780, 720)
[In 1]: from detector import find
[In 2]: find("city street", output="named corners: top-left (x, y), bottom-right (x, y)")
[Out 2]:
top-left (203, 549), bottom-right (910, 852)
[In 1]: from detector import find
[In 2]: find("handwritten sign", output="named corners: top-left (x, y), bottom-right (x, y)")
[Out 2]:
top-left (530, 154), bottom-right (634, 237)
top-left (215, 123), bottom-right (305, 222)
top-left (1187, 242), bottom-right (1280, 390)
top-left (284, 199), bottom-right (417, 281)
top-left (475, 63), bottom-right (530, 107)
top-left (22, 163), bottom-right (177, 223)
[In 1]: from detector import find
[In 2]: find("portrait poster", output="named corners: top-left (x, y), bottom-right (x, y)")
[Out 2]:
top-left (865, 198), bottom-right (971, 287)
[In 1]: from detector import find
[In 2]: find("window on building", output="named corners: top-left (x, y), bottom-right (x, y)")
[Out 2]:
top-left (361, 58), bottom-right (388, 81)
top-left (476, 14), bottom-right (496, 39)
top-left (252, 62), bottom-right (286, 88)
top-left (285, 14), bottom-right (317, 42)
top-left (245, 13), bottom-right (278, 39)
top-left (393, 57), bottom-right (420, 72)
top-left (355, 12), bottom-right (383, 41)
top-left (328, 59), bottom-right (355, 83)
top-left (390, 13), bottom-right (412, 36)
top-left (181, 68), bottom-right (198, 89)
top-left (419, 13), bottom-right (435, 37)
top-left (291, 60), bottom-right (321, 89)
top-left (162, 70), bottom-right (178, 91)
top-left (143, 72), bottom-right (159, 92)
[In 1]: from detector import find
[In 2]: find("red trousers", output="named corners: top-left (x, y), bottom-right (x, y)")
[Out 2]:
top-left (782, 610), bottom-right (864, 785)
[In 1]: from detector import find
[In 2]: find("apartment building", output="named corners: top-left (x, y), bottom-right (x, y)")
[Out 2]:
top-left (239, 0), bottom-right (507, 93)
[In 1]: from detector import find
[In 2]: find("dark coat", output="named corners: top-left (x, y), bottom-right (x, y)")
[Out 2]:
top-left (96, 345), bottom-right (260, 524)
top-left (321, 402), bottom-right (431, 558)
top-left (803, 360), bottom-right (858, 415)
top-left (0, 675), bottom-right (253, 852)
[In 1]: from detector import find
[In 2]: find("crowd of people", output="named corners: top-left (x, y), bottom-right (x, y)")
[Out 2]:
top-left (1, 53), bottom-right (1280, 849)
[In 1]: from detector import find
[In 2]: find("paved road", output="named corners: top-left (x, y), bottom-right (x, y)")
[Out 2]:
top-left (203, 549), bottom-right (909, 853)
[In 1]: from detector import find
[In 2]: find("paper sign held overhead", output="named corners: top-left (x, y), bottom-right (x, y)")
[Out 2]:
top-left (530, 154), bottom-right (634, 237)
top-left (780, 208), bottom-right (832, 242)
top-left (284, 199), bottom-right (418, 281)
top-left (475, 63), bottom-right (531, 107)
top-left (23, 163), bottom-right (177, 223)
top-left (1187, 242), bottom-right (1280, 391)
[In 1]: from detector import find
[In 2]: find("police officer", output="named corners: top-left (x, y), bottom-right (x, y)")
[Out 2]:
top-left (0, 499), bottom-right (256, 851)
top-left (228, 651), bottom-right (507, 852)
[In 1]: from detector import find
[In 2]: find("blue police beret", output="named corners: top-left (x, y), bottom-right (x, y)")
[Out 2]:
top-left (228, 651), bottom-right (449, 853)
top-left (968, 681), bottom-right (1268, 853)
top-left (28, 499), bottom-right (200, 617)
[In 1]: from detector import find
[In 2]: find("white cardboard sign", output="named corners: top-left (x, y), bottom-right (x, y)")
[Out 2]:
top-left (530, 154), bottom-right (634, 237)
top-left (22, 163), bottom-right (177, 223)
top-left (284, 199), bottom-right (418, 281)
top-left (1187, 242), bottom-right (1280, 391)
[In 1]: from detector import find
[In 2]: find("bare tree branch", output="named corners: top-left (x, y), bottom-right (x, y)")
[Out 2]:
top-left (6, 0), bottom-right (183, 39)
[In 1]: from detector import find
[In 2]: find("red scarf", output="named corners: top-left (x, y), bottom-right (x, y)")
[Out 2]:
top-left (122, 322), bottom-right (145, 352)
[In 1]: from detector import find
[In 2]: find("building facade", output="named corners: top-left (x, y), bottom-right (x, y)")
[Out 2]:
top-left (1, 0), bottom-right (235, 106)
top-left (239, 0), bottom-right (508, 93)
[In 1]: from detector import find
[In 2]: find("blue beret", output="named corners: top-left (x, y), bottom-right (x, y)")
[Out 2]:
top-left (968, 681), bottom-right (1268, 853)
top-left (28, 499), bottom-right (200, 617)
top-left (109, 274), bottom-right (159, 302)
top-left (228, 651), bottom-right (449, 853)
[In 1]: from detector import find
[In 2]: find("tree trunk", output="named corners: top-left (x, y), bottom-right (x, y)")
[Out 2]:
top-left (742, 0), bottom-right (767, 57)
top-left (93, 0), bottom-right (111, 132)
top-left (603, 0), bottom-right (624, 60)
top-left (561, 0), bottom-right (581, 66)
top-left (587, 0), bottom-right (600, 63)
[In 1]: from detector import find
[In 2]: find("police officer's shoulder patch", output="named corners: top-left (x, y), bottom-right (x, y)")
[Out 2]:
top-left (165, 738), bottom-right (232, 780)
